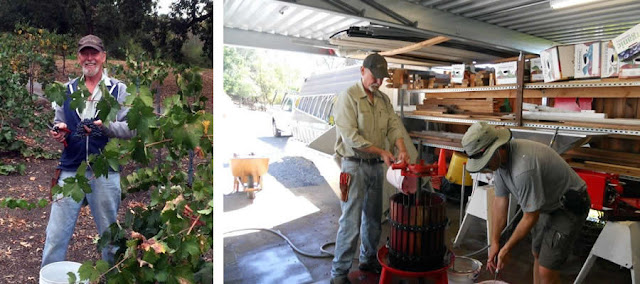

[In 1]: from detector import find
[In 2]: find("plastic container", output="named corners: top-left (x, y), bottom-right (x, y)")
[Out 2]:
top-left (478, 281), bottom-right (509, 284)
top-left (447, 256), bottom-right (482, 284)
top-left (445, 152), bottom-right (473, 186)
top-left (39, 261), bottom-right (86, 284)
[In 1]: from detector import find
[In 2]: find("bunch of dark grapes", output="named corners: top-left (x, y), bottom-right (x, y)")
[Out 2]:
top-left (74, 118), bottom-right (103, 138)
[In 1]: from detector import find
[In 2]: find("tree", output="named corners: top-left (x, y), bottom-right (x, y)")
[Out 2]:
top-left (223, 46), bottom-right (258, 99)
top-left (151, 0), bottom-right (212, 63)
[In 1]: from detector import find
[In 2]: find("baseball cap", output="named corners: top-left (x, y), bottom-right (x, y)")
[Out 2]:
top-left (461, 122), bottom-right (512, 173)
top-left (363, 53), bottom-right (388, 79)
top-left (78, 35), bottom-right (104, 53)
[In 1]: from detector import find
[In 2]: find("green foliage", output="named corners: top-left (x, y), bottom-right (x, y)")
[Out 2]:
top-left (21, 146), bottom-right (60, 159)
top-left (0, 162), bottom-right (26, 175)
top-left (0, 25), bottom-right (58, 156)
top-left (223, 47), bottom-right (259, 99)
top-left (223, 46), bottom-right (302, 107)
top-left (0, 0), bottom-right (211, 64)
top-left (0, 197), bottom-right (48, 210)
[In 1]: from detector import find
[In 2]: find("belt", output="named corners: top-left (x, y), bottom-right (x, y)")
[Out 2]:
top-left (342, 157), bottom-right (383, 164)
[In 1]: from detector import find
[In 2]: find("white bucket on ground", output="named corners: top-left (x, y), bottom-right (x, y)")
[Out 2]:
top-left (39, 261), bottom-right (86, 284)
top-left (447, 256), bottom-right (482, 284)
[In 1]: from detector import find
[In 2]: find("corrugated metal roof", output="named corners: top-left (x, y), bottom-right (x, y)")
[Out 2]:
top-left (224, 0), bottom-right (370, 41)
top-left (224, 0), bottom-right (640, 65)
top-left (407, 0), bottom-right (640, 44)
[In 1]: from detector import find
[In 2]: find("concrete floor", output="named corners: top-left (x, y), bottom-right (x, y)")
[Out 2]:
top-left (223, 168), bottom-right (632, 284)
top-left (219, 108), bottom-right (632, 283)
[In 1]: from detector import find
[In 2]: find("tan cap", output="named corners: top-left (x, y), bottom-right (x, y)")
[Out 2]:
top-left (78, 35), bottom-right (104, 53)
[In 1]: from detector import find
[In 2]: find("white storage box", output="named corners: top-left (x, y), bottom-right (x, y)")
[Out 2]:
top-left (601, 41), bottom-right (620, 78)
top-left (541, 45), bottom-right (575, 82)
top-left (530, 57), bottom-right (544, 82)
top-left (574, 41), bottom-right (600, 79)
top-left (612, 22), bottom-right (640, 62)
top-left (451, 64), bottom-right (465, 84)
top-left (619, 57), bottom-right (640, 79)
top-left (494, 61), bottom-right (517, 85)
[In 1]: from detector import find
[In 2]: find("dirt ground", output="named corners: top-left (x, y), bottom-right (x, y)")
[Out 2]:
top-left (0, 60), bottom-right (212, 283)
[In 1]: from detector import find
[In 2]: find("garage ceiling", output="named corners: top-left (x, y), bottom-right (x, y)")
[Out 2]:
top-left (223, 0), bottom-right (640, 66)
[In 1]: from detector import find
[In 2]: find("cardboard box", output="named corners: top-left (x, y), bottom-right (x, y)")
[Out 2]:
top-left (451, 64), bottom-right (465, 84)
top-left (619, 57), bottom-right (640, 79)
top-left (451, 64), bottom-right (464, 84)
top-left (530, 57), bottom-right (544, 82)
top-left (494, 61), bottom-right (517, 85)
top-left (540, 45), bottom-right (575, 82)
top-left (574, 41), bottom-right (601, 79)
top-left (612, 23), bottom-right (640, 62)
top-left (601, 41), bottom-right (620, 78)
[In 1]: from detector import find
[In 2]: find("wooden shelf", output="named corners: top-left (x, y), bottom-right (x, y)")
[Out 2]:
top-left (408, 80), bottom-right (640, 98)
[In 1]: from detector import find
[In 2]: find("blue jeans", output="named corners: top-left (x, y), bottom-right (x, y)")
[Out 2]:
top-left (331, 160), bottom-right (383, 277)
top-left (41, 170), bottom-right (121, 267)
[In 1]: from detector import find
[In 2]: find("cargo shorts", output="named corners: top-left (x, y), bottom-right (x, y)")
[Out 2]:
top-left (531, 191), bottom-right (590, 270)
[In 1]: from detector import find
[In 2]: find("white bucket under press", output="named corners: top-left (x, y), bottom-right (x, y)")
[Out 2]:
top-left (39, 261), bottom-right (86, 284)
top-left (447, 256), bottom-right (482, 284)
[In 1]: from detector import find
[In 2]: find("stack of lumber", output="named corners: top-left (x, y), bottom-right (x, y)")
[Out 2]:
top-left (386, 68), bottom-right (450, 89)
top-left (415, 98), bottom-right (497, 114)
top-left (387, 68), bottom-right (409, 88)
top-left (409, 130), bottom-right (463, 149)
top-left (563, 147), bottom-right (640, 177)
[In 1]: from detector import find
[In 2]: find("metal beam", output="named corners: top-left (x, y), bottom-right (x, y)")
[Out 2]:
top-left (360, 0), bottom-right (417, 27)
top-left (322, 0), bottom-right (364, 16)
top-left (274, 0), bottom-right (556, 54)
top-left (224, 27), bottom-right (337, 56)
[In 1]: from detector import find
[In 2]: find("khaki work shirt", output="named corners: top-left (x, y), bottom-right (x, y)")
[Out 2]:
top-left (334, 81), bottom-right (406, 159)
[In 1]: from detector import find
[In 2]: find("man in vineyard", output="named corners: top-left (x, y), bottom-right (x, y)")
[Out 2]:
top-left (42, 35), bottom-right (135, 267)
top-left (331, 53), bottom-right (410, 284)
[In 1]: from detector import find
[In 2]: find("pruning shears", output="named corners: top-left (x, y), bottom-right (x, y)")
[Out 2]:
top-left (48, 123), bottom-right (71, 147)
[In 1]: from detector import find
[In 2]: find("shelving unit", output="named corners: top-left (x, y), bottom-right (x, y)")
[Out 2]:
top-left (400, 63), bottom-right (640, 177)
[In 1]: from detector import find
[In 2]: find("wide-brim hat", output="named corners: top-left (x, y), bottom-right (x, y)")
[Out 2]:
top-left (461, 122), bottom-right (512, 173)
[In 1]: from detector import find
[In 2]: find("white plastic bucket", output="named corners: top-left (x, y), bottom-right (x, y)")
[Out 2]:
top-left (447, 256), bottom-right (482, 284)
top-left (39, 261), bottom-right (86, 284)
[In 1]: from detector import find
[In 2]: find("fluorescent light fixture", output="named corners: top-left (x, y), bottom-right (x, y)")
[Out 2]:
top-left (550, 0), bottom-right (603, 9)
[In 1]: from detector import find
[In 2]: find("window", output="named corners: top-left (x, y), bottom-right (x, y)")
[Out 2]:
top-left (283, 98), bottom-right (293, 112)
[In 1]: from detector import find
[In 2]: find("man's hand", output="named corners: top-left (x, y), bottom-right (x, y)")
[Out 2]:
top-left (380, 150), bottom-right (395, 166)
top-left (83, 119), bottom-right (103, 134)
top-left (396, 150), bottom-right (409, 164)
top-left (50, 123), bottom-right (68, 143)
top-left (487, 243), bottom-right (500, 273)
top-left (496, 246), bottom-right (510, 271)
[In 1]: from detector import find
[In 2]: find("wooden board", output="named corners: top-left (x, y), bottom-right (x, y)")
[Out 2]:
top-left (420, 86), bottom-right (640, 99)
top-left (562, 148), bottom-right (640, 168)
top-left (421, 98), bottom-right (494, 113)
top-left (380, 36), bottom-right (450, 56)
top-left (568, 161), bottom-right (640, 178)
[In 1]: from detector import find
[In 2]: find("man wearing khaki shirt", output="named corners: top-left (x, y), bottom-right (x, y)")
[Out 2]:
top-left (330, 53), bottom-right (409, 284)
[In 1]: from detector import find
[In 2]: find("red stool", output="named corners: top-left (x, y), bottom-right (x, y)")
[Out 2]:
top-left (377, 246), bottom-right (452, 284)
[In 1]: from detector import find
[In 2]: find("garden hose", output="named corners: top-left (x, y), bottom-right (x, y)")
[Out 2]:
top-left (224, 228), bottom-right (335, 258)
top-left (224, 209), bottom-right (522, 260)
top-left (460, 208), bottom-right (523, 258)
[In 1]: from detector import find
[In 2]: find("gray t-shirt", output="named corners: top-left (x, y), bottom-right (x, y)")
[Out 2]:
top-left (494, 139), bottom-right (586, 213)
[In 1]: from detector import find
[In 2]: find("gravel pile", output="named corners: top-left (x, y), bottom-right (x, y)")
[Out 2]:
top-left (268, 156), bottom-right (327, 188)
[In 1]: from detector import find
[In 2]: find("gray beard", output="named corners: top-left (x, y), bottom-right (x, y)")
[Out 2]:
top-left (368, 85), bottom-right (379, 93)
top-left (82, 66), bottom-right (100, 77)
